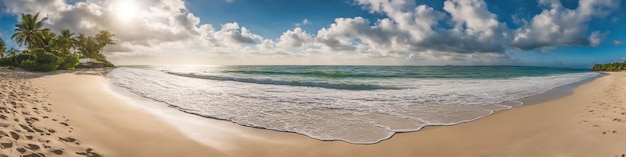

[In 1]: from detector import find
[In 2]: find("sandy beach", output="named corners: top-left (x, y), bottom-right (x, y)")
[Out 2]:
top-left (0, 70), bottom-right (104, 157)
top-left (2, 69), bottom-right (625, 157)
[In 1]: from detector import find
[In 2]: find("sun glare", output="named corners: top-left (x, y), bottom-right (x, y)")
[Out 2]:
top-left (114, 1), bottom-right (137, 22)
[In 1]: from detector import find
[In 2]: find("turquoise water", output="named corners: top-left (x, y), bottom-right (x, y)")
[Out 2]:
top-left (218, 66), bottom-right (588, 79)
top-left (110, 65), bottom-right (598, 144)
top-left (162, 66), bottom-right (590, 90)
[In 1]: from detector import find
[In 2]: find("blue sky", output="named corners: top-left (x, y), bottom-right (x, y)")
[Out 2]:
top-left (0, 0), bottom-right (625, 67)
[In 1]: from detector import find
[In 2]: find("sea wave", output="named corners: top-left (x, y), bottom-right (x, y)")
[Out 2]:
top-left (166, 72), bottom-right (401, 90)
top-left (223, 70), bottom-right (402, 78)
top-left (109, 67), bottom-right (600, 144)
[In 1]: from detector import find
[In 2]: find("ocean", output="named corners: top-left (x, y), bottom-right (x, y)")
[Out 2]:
top-left (108, 65), bottom-right (599, 144)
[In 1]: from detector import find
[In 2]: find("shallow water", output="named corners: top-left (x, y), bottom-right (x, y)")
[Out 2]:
top-left (109, 65), bottom-right (599, 144)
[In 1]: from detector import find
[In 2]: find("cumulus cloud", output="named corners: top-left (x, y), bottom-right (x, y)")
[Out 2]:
top-left (1, 0), bottom-right (266, 55)
top-left (278, 27), bottom-right (313, 48)
top-left (320, 0), bottom-right (508, 60)
top-left (588, 31), bottom-right (609, 47)
top-left (210, 22), bottom-right (261, 45)
top-left (347, 0), bottom-right (618, 60)
top-left (0, 0), bottom-right (620, 65)
top-left (510, 0), bottom-right (619, 50)
top-left (614, 40), bottom-right (625, 46)
top-left (1, 0), bottom-right (66, 15)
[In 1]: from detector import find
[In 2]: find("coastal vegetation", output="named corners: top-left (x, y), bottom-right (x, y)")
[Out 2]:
top-left (0, 13), bottom-right (115, 72)
top-left (591, 61), bottom-right (626, 71)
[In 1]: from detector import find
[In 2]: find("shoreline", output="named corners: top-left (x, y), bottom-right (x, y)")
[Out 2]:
top-left (32, 71), bottom-right (228, 157)
top-left (108, 68), bottom-right (603, 145)
top-left (109, 66), bottom-right (599, 144)
top-left (514, 72), bottom-right (604, 106)
top-left (8, 69), bottom-right (624, 156)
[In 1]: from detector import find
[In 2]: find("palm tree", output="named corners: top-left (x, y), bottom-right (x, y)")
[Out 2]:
top-left (0, 39), bottom-right (6, 58)
top-left (57, 29), bottom-right (76, 54)
top-left (8, 48), bottom-right (17, 56)
top-left (11, 13), bottom-right (50, 49)
top-left (74, 33), bottom-right (86, 44)
top-left (93, 30), bottom-right (115, 65)
top-left (77, 37), bottom-right (102, 61)
top-left (73, 33), bottom-right (86, 53)
top-left (95, 30), bottom-right (115, 48)
top-left (38, 30), bottom-right (58, 53)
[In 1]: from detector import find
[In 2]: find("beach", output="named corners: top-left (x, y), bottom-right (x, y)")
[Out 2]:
top-left (2, 69), bottom-right (625, 157)
top-left (0, 70), bottom-right (104, 157)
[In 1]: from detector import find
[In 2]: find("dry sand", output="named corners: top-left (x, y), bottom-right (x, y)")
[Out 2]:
top-left (0, 69), bottom-right (103, 157)
top-left (32, 70), bottom-right (227, 157)
top-left (3, 69), bottom-right (625, 157)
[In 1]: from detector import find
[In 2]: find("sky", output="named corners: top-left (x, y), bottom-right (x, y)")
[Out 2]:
top-left (0, 0), bottom-right (625, 67)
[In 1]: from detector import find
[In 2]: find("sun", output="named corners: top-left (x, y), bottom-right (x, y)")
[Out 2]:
top-left (114, 1), bottom-right (137, 22)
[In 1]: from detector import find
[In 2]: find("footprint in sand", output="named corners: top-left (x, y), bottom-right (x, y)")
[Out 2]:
top-left (18, 124), bottom-right (34, 133)
top-left (75, 148), bottom-right (101, 157)
top-left (0, 139), bottom-right (13, 149)
top-left (59, 137), bottom-right (79, 145)
top-left (10, 131), bottom-right (19, 140)
top-left (21, 152), bottom-right (45, 157)
top-left (16, 147), bottom-right (26, 153)
top-left (50, 149), bottom-right (64, 155)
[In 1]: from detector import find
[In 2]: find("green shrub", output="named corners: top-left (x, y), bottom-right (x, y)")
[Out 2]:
top-left (20, 59), bottom-right (36, 70)
top-left (77, 60), bottom-right (116, 68)
top-left (21, 59), bottom-right (61, 72)
top-left (36, 52), bottom-right (62, 72)
top-left (0, 54), bottom-right (30, 66)
top-left (13, 54), bottom-right (32, 66)
top-left (59, 53), bottom-right (80, 70)
top-left (35, 62), bottom-right (61, 72)
top-left (6, 65), bottom-right (14, 70)
top-left (20, 52), bottom-right (63, 72)
top-left (0, 57), bottom-right (12, 66)
top-left (35, 52), bottom-right (61, 64)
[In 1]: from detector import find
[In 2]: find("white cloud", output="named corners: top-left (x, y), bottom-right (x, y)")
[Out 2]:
top-left (588, 31), bottom-right (608, 47)
top-left (510, 0), bottom-right (619, 50)
top-left (278, 27), bottom-right (313, 48)
top-left (295, 19), bottom-right (310, 27)
top-left (320, 0), bottom-right (508, 60)
top-left (209, 22), bottom-right (261, 46)
top-left (1, 0), bottom-right (66, 15)
top-left (589, 33), bottom-right (601, 47)
top-left (1, 0), bottom-right (266, 56)
top-left (614, 40), bottom-right (624, 46)
top-left (0, 0), bottom-right (620, 65)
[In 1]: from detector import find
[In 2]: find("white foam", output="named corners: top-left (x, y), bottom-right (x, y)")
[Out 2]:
top-left (109, 67), bottom-right (599, 144)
